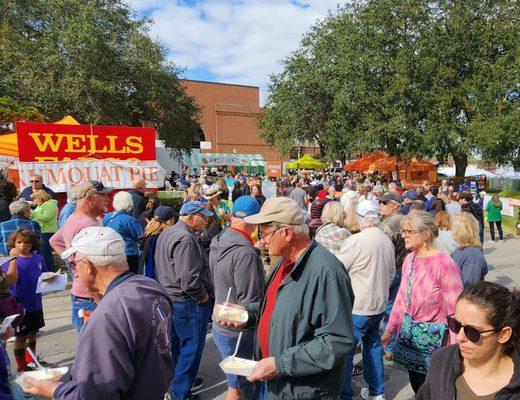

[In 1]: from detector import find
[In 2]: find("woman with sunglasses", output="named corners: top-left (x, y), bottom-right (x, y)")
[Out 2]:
top-left (382, 211), bottom-right (463, 393)
top-left (417, 281), bottom-right (520, 399)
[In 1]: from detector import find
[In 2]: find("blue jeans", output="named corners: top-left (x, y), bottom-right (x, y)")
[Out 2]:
top-left (384, 271), bottom-right (402, 354)
top-left (212, 329), bottom-right (259, 400)
top-left (71, 295), bottom-right (97, 332)
top-left (40, 232), bottom-right (56, 272)
top-left (170, 299), bottom-right (210, 400)
top-left (340, 313), bottom-right (385, 400)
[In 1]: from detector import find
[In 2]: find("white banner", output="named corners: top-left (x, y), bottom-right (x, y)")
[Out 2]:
top-left (18, 160), bottom-right (166, 192)
top-left (483, 195), bottom-right (515, 217)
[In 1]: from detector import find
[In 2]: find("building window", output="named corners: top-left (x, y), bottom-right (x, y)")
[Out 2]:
top-left (192, 128), bottom-right (206, 149)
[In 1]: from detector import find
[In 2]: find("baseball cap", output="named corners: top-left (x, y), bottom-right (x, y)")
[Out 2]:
top-left (243, 197), bottom-right (303, 225)
top-left (154, 206), bottom-right (178, 222)
top-left (179, 200), bottom-right (213, 217)
top-left (61, 227), bottom-right (125, 260)
top-left (373, 184), bottom-right (385, 193)
top-left (232, 195), bottom-right (260, 218)
top-left (357, 200), bottom-right (379, 217)
top-left (404, 189), bottom-right (417, 200)
top-left (380, 192), bottom-right (402, 204)
top-left (75, 180), bottom-right (113, 199)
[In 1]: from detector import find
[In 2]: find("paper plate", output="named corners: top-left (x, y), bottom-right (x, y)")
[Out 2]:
top-left (15, 367), bottom-right (69, 390)
top-left (219, 356), bottom-right (257, 377)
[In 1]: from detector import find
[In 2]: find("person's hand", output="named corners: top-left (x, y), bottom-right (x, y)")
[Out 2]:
top-left (22, 377), bottom-right (62, 397)
top-left (1, 325), bottom-right (14, 341)
top-left (9, 248), bottom-right (20, 256)
top-left (216, 303), bottom-right (247, 328)
top-left (381, 331), bottom-right (392, 348)
top-left (247, 357), bottom-right (277, 382)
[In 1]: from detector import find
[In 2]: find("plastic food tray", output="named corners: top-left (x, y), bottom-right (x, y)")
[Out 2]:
top-left (219, 356), bottom-right (257, 377)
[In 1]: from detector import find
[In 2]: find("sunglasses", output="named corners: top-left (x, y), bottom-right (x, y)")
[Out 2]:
top-left (379, 200), bottom-right (390, 205)
top-left (30, 180), bottom-right (40, 183)
top-left (447, 314), bottom-right (500, 343)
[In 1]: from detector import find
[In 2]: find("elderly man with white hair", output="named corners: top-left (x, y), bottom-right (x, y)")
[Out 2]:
top-left (128, 179), bottom-right (147, 218)
top-left (0, 200), bottom-right (42, 255)
top-left (336, 201), bottom-right (396, 400)
top-left (220, 197), bottom-right (354, 400)
top-left (102, 191), bottom-right (144, 274)
top-left (23, 226), bottom-right (173, 399)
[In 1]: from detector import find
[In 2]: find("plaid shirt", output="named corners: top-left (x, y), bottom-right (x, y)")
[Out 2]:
top-left (0, 216), bottom-right (41, 255)
top-left (315, 222), bottom-right (351, 255)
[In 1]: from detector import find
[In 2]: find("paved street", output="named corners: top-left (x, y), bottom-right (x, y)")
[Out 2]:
top-left (8, 233), bottom-right (520, 400)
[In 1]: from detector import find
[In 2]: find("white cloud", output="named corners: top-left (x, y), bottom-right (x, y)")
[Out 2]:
top-left (129, 0), bottom-right (343, 103)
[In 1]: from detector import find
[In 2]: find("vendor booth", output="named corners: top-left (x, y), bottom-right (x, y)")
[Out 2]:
top-left (286, 154), bottom-right (326, 170)
top-left (183, 151), bottom-right (266, 175)
top-left (0, 116), bottom-right (165, 193)
top-left (344, 152), bottom-right (437, 185)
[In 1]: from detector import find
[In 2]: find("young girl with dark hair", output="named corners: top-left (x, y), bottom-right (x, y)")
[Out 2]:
top-left (417, 281), bottom-right (520, 399)
top-left (5, 229), bottom-right (46, 372)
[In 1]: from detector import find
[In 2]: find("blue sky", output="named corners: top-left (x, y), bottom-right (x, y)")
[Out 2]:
top-left (127, 0), bottom-right (343, 102)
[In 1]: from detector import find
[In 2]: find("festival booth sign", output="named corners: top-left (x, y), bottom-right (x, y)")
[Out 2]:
top-left (183, 151), bottom-right (266, 174)
top-left (15, 120), bottom-right (165, 192)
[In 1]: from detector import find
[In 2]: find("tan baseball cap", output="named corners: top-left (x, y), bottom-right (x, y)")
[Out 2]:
top-left (243, 197), bottom-right (304, 225)
top-left (75, 180), bottom-right (113, 200)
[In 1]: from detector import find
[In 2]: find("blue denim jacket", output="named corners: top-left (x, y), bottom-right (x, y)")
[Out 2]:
top-left (102, 211), bottom-right (143, 256)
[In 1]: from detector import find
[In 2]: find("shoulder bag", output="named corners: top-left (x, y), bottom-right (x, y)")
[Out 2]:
top-left (392, 255), bottom-right (447, 374)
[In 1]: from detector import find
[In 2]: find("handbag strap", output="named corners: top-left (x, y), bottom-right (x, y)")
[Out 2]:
top-left (404, 254), bottom-right (417, 312)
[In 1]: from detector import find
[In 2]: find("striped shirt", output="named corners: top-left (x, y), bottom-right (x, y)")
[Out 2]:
top-left (0, 216), bottom-right (41, 255)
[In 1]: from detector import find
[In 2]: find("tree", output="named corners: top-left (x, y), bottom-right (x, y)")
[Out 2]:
top-left (0, 97), bottom-right (43, 133)
top-left (259, 0), bottom-right (520, 176)
top-left (0, 0), bottom-right (200, 155)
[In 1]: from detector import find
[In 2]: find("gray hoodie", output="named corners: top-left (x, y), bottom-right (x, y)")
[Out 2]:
top-left (210, 227), bottom-right (266, 333)
top-left (54, 273), bottom-right (173, 400)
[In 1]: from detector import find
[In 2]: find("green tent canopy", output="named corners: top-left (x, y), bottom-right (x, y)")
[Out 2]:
top-left (286, 154), bottom-right (326, 170)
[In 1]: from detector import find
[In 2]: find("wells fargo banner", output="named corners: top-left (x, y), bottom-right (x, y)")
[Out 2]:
top-left (16, 121), bottom-right (156, 162)
top-left (18, 160), bottom-right (165, 192)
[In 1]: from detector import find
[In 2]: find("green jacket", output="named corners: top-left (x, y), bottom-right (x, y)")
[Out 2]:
top-left (30, 199), bottom-right (58, 233)
top-left (247, 241), bottom-right (354, 399)
top-left (485, 201), bottom-right (502, 222)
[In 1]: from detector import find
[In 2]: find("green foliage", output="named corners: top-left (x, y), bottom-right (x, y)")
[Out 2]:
top-left (259, 0), bottom-right (520, 175)
top-left (0, 96), bottom-right (43, 133)
top-left (499, 190), bottom-right (520, 200)
top-left (0, 0), bottom-right (200, 155)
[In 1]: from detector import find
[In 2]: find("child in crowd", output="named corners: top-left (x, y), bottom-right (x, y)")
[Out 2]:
top-left (5, 229), bottom-right (46, 372)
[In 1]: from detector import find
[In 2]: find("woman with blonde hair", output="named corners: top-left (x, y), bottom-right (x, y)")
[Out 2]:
top-left (433, 211), bottom-right (457, 254)
top-left (451, 212), bottom-right (488, 288)
top-left (315, 201), bottom-right (351, 255)
top-left (142, 206), bottom-right (177, 279)
top-left (383, 211), bottom-right (463, 393)
top-left (345, 197), bottom-right (361, 234)
top-left (30, 189), bottom-right (58, 271)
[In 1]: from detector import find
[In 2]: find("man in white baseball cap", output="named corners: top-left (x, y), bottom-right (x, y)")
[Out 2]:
top-left (24, 226), bottom-right (174, 400)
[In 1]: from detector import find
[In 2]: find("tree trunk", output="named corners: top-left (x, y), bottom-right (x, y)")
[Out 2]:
top-left (453, 153), bottom-right (468, 178)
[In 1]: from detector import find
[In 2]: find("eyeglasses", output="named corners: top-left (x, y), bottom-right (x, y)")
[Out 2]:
top-left (30, 180), bottom-right (40, 183)
top-left (400, 229), bottom-right (419, 237)
top-left (447, 314), bottom-right (500, 343)
top-left (69, 258), bottom-right (87, 271)
top-left (379, 200), bottom-right (390, 206)
top-left (258, 227), bottom-right (282, 241)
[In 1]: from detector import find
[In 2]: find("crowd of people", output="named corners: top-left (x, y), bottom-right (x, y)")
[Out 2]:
top-left (0, 169), bottom-right (517, 400)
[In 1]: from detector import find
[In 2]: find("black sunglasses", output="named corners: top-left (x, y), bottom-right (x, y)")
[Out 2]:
top-left (379, 200), bottom-right (390, 205)
top-left (30, 180), bottom-right (40, 183)
top-left (447, 314), bottom-right (500, 343)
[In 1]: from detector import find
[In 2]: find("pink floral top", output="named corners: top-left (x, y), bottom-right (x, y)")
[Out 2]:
top-left (387, 251), bottom-right (463, 344)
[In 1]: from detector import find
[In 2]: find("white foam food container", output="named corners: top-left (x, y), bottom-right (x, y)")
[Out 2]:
top-left (219, 356), bottom-right (258, 377)
top-left (15, 367), bottom-right (69, 390)
top-left (213, 304), bottom-right (248, 323)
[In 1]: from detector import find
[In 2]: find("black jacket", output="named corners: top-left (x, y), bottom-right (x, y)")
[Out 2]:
top-left (462, 202), bottom-right (484, 230)
top-left (128, 189), bottom-right (146, 219)
top-left (417, 344), bottom-right (520, 399)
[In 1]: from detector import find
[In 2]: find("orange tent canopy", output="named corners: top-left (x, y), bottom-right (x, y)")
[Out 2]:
top-left (344, 152), bottom-right (386, 171)
top-left (368, 155), bottom-right (436, 172)
top-left (0, 116), bottom-right (80, 158)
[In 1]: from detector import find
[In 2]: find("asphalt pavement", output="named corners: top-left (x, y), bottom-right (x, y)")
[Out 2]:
top-left (8, 232), bottom-right (520, 400)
